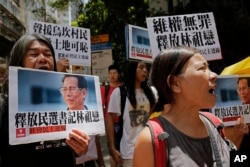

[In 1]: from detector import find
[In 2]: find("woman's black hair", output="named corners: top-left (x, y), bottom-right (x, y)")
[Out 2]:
top-left (124, 61), bottom-right (155, 109)
top-left (149, 46), bottom-right (200, 111)
top-left (1, 33), bottom-right (57, 103)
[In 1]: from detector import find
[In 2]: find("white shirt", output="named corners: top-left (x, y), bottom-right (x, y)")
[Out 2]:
top-left (108, 87), bottom-right (157, 159)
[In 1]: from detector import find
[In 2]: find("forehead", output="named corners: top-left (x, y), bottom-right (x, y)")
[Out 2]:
top-left (238, 79), bottom-right (248, 85)
top-left (179, 53), bottom-right (206, 73)
top-left (137, 62), bottom-right (146, 66)
top-left (28, 40), bottom-right (50, 49)
top-left (109, 69), bottom-right (119, 73)
top-left (190, 53), bottom-right (206, 62)
top-left (185, 53), bottom-right (206, 66)
top-left (64, 77), bottom-right (78, 85)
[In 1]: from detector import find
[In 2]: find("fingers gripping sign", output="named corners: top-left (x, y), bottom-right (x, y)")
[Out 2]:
top-left (66, 128), bottom-right (90, 156)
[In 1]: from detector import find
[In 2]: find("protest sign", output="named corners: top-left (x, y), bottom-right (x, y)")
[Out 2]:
top-left (211, 75), bottom-right (250, 126)
top-left (125, 24), bottom-right (153, 62)
top-left (146, 12), bottom-right (222, 61)
top-left (29, 21), bottom-right (91, 66)
top-left (9, 67), bottom-right (104, 145)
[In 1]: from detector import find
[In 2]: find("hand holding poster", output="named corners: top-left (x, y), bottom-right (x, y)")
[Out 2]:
top-left (9, 66), bottom-right (104, 145)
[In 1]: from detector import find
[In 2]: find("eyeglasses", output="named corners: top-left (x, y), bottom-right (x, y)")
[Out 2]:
top-left (137, 64), bottom-right (147, 70)
top-left (59, 87), bottom-right (82, 94)
top-left (237, 87), bottom-right (250, 92)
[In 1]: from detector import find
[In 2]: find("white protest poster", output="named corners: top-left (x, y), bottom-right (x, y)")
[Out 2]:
top-left (125, 24), bottom-right (153, 62)
top-left (91, 42), bottom-right (113, 84)
top-left (146, 12), bottom-right (222, 61)
top-left (9, 66), bottom-right (104, 145)
top-left (211, 75), bottom-right (250, 126)
top-left (29, 21), bottom-right (91, 66)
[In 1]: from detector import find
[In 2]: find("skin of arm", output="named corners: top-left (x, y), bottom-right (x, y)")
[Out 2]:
top-left (133, 126), bottom-right (154, 167)
top-left (95, 135), bottom-right (105, 166)
top-left (224, 127), bottom-right (244, 149)
top-left (106, 112), bottom-right (123, 164)
top-left (224, 116), bottom-right (249, 149)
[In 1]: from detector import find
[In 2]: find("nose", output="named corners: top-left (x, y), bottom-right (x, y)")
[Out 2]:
top-left (37, 53), bottom-right (47, 63)
top-left (210, 71), bottom-right (218, 82)
top-left (64, 89), bottom-right (72, 96)
top-left (142, 66), bottom-right (148, 73)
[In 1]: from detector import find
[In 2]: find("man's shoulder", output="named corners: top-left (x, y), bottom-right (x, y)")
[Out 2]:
top-left (100, 85), bottom-right (107, 93)
top-left (100, 85), bottom-right (107, 89)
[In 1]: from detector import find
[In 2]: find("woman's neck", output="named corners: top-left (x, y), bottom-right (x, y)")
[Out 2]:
top-left (162, 107), bottom-right (208, 138)
top-left (135, 81), bottom-right (141, 89)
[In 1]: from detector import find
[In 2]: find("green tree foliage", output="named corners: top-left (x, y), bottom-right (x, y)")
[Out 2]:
top-left (76, 0), bottom-right (150, 72)
top-left (25, 0), bottom-right (47, 21)
top-left (104, 0), bottom-right (150, 71)
top-left (75, 0), bottom-right (250, 74)
top-left (76, 0), bottom-right (108, 35)
top-left (49, 0), bottom-right (79, 10)
top-left (25, 0), bottom-right (77, 22)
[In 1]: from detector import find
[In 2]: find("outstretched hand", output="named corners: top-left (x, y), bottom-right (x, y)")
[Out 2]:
top-left (234, 116), bottom-right (249, 135)
top-left (66, 129), bottom-right (90, 156)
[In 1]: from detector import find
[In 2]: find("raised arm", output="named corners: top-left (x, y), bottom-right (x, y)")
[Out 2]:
top-left (224, 116), bottom-right (249, 149)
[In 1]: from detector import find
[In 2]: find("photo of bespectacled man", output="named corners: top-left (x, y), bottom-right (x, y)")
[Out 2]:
top-left (214, 75), bottom-right (250, 107)
top-left (17, 69), bottom-right (97, 112)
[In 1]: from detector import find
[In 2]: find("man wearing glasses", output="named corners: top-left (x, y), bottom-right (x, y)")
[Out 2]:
top-left (237, 77), bottom-right (250, 105)
top-left (60, 74), bottom-right (105, 167)
top-left (60, 75), bottom-right (88, 110)
top-left (226, 77), bottom-right (250, 153)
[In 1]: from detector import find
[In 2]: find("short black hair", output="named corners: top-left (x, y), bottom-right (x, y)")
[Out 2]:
top-left (62, 74), bottom-right (87, 89)
top-left (108, 64), bottom-right (121, 74)
top-left (237, 77), bottom-right (250, 87)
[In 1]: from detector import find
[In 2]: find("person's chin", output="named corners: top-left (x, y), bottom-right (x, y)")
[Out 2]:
top-left (36, 65), bottom-right (51, 70)
top-left (243, 101), bottom-right (250, 105)
top-left (68, 106), bottom-right (78, 110)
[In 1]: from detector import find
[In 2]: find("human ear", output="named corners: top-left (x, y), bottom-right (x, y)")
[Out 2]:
top-left (167, 75), bottom-right (181, 93)
top-left (82, 88), bottom-right (87, 99)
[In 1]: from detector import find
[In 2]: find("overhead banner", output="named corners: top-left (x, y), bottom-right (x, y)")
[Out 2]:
top-left (211, 75), bottom-right (250, 126)
top-left (9, 67), bottom-right (104, 145)
top-left (29, 21), bottom-right (91, 66)
top-left (146, 12), bottom-right (222, 61)
top-left (125, 24), bottom-right (153, 62)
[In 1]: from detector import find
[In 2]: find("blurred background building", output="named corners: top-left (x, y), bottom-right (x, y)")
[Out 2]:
top-left (0, 0), bottom-right (25, 86)
top-left (0, 0), bottom-right (185, 88)
top-left (0, 0), bottom-right (85, 88)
